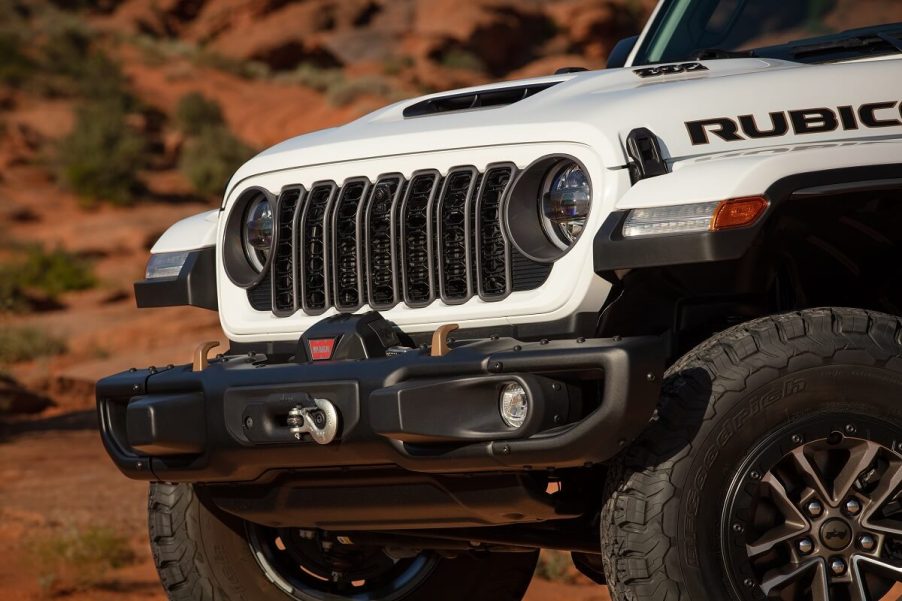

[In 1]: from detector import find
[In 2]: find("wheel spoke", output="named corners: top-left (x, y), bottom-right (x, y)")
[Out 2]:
top-left (832, 441), bottom-right (880, 504)
top-left (852, 555), bottom-right (902, 599)
top-left (788, 447), bottom-right (832, 502)
top-left (862, 463), bottom-right (902, 534)
top-left (748, 473), bottom-right (810, 557)
top-left (810, 561), bottom-right (831, 601)
top-left (759, 559), bottom-right (820, 597)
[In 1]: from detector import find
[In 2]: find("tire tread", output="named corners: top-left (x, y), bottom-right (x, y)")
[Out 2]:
top-left (601, 308), bottom-right (902, 601)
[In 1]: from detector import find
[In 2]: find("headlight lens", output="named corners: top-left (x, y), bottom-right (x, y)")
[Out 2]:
top-left (243, 197), bottom-right (273, 272)
top-left (541, 161), bottom-right (591, 248)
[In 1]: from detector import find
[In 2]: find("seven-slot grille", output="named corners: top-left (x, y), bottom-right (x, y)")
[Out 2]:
top-left (254, 164), bottom-right (552, 316)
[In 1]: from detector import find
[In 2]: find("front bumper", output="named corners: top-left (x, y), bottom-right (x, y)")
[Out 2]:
top-left (97, 324), bottom-right (665, 485)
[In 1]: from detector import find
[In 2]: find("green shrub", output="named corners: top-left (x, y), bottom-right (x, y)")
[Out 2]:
top-left (0, 32), bottom-right (35, 86)
top-left (194, 51), bottom-right (270, 79)
top-left (26, 526), bottom-right (136, 592)
top-left (57, 100), bottom-right (146, 205)
top-left (382, 55), bottom-right (415, 77)
top-left (18, 246), bottom-right (96, 297)
top-left (326, 76), bottom-right (394, 107)
top-left (439, 48), bottom-right (485, 72)
top-left (0, 327), bottom-right (67, 363)
top-left (0, 246), bottom-right (95, 311)
top-left (179, 126), bottom-right (255, 197)
top-left (175, 92), bottom-right (224, 136)
top-left (534, 550), bottom-right (580, 584)
top-left (276, 63), bottom-right (345, 92)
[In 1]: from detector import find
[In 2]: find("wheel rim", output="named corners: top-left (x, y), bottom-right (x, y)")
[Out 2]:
top-left (723, 415), bottom-right (902, 600)
top-left (246, 524), bottom-right (440, 601)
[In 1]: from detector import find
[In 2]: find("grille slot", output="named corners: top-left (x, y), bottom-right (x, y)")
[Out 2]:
top-left (272, 187), bottom-right (303, 315)
top-left (476, 164), bottom-right (516, 299)
top-left (365, 174), bottom-right (404, 310)
top-left (299, 182), bottom-right (338, 314)
top-left (437, 167), bottom-right (478, 304)
top-left (331, 178), bottom-right (369, 312)
top-left (256, 164), bottom-right (553, 316)
top-left (401, 171), bottom-right (440, 308)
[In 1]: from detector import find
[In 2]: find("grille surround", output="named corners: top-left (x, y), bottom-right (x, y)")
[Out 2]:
top-left (247, 164), bottom-right (553, 316)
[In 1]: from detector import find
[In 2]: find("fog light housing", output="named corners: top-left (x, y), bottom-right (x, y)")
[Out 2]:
top-left (500, 383), bottom-right (529, 429)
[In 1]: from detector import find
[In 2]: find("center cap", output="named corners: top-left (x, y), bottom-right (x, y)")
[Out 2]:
top-left (820, 518), bottom-right (853, 551)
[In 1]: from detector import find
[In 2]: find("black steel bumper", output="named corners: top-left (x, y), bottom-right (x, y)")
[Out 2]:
top-left (97, 328), bottom-right (665, 485)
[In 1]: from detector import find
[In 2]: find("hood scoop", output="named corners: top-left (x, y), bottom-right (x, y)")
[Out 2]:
top-left (403, 82), bottom-right (561, 118)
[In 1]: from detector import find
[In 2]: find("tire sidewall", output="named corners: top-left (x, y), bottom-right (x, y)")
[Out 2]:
top-left (670, 362), bottom-right (902, 599)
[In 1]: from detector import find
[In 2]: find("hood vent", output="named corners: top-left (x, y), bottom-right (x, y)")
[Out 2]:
top-left (403, 82), bottom-right (561, 118)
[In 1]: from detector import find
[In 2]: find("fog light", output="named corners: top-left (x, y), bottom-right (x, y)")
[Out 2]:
top-left (500, 383), bottom-right (529, 429)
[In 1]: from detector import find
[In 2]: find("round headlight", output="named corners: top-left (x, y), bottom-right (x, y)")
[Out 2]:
top-left (540, 161), bottom-right (591, 248)
top-left (499, 382), bottom-right (529, 429)
top-left (243, 197), bottom-right (273, 272)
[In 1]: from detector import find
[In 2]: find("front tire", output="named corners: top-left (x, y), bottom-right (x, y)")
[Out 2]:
top-left (601, 308), bottom-right (902, 600)
top-left (148, 482), bottom-right (538, 601)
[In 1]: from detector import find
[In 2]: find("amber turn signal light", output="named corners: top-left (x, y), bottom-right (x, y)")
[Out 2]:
top-left (712, 197), bottom-right (769, 231)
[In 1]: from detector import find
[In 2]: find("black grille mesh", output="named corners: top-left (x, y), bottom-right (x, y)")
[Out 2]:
top-left (332, 179), bottom-right (368, 311)
top-left (247, 165), bottom-right (552, 314)
top-left (477, 166), bottom-right (514, 298)
top-left (272, 187), bottom-right (302, 314)
top-left (401, 172), bottom-right (439, 307)
top-left (366, 175), bottom-right (403, 309)
top-left (437, 168), bottom-right (476, 303)
top-left (299, 183), bottom-right (336, 314)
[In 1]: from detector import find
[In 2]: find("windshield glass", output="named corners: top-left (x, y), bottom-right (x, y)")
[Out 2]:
top-left (633, 0), bottom-right (902, 65)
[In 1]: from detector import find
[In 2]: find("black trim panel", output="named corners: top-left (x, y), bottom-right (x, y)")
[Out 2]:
top-left (594, 164), bottom-right (902, 273)
top-left (134, 246), bottom-right (217, 311)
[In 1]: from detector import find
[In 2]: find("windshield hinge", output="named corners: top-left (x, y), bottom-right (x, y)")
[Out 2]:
top-left (626, 128), bottom-right (669, 183)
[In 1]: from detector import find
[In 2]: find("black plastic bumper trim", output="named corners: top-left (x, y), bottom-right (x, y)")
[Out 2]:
top-left (96, 334), bottom-right (665, 483)
top-left (134, 246), bottom-right (217, 311)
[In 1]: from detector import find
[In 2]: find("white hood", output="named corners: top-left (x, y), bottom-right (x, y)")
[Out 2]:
top-left (226, 56), bottom-right (901, 203)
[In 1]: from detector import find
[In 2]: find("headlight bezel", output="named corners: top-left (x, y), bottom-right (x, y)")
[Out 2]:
top-left (504, 154), bottom-right (593, 264)
top-left (223, 188), bottom-right (276, 289)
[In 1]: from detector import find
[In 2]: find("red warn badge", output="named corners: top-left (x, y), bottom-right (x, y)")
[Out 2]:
top-left (308, 338), bottom-right (336, 361)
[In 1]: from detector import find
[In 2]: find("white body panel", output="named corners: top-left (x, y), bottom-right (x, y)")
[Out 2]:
top-left (617, 139), bottom-right (902, 210)
top-left (151, 210), bottom-right (219, 253)
top-left (150, 53), bottom-right (902, 343)
top-left (219, 142), bottom-right (619, 342)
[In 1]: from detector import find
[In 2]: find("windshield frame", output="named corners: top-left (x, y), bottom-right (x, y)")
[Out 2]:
top-left (627, 0), bottom-right (902, 67)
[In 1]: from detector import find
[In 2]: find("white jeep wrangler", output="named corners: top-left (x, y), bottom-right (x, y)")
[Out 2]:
top-left (97, 1), bottom-right (902, 599)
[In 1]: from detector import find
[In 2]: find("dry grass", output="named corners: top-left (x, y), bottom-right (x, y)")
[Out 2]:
top-left (24, 525), bottom-right (137, 594)
top-left (535, 550), bottom-right (582, 585)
